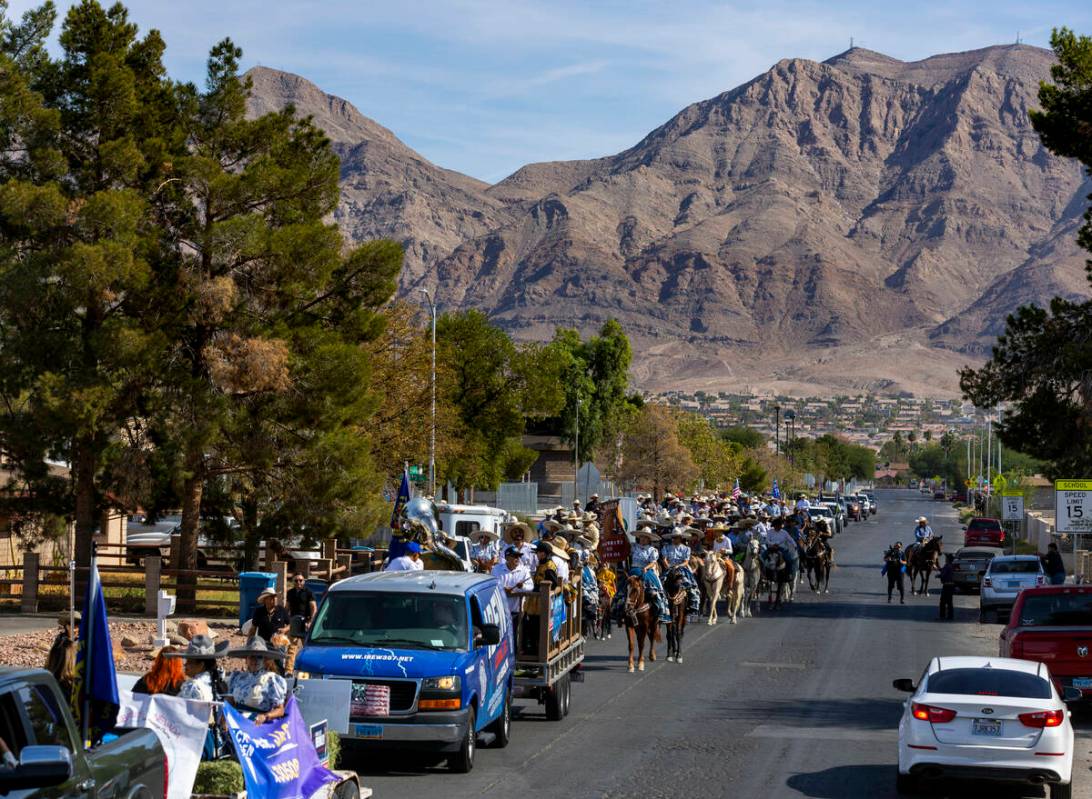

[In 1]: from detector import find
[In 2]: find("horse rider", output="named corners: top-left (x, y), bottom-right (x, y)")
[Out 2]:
top-left (814, 518), bottom-right (833, 558)
top-left (883, 541), bottom-right (907, 605)
top-left (765, 517), bottom-right (797, 564)
top-left (631, 527), bottom-right (670, 622)
top-left (913, 516), bottom-right (933, 544)
top-left (711, 525), bottom-right (733, 557)
top-left (661, 529), bottom-right (701, 615)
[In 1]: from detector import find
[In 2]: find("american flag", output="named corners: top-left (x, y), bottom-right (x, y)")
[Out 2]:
top-left (771, 480), bottom-right (781, 499)
top-left (352, 683), bottom-right (391, 717)
top-left (731, 479), bottom-right (741, 500)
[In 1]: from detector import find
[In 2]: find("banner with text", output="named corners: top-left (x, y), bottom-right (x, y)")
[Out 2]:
top-left (224, 696), bottom-right (339, 799)
top-left (117, 690), bottom-right (208, 799)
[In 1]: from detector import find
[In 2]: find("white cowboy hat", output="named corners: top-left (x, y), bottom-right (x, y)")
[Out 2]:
top-left (503, 522), bottom-right (534, 543)
top-left (917, 516), bottom-right (928, 523)
top-left (542, 518), bottom-right (562, 532)
top-left (474, 529), bottom-right (500, 541)
top-left (635, 529), bottom-right (661, 542)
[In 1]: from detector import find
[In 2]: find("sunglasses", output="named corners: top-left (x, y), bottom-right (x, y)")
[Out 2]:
top-left (294, 578), bottom-right (304, 583)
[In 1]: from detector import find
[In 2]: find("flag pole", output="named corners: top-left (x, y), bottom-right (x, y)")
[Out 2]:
top-left (81, 541), bottom-right (94, 748)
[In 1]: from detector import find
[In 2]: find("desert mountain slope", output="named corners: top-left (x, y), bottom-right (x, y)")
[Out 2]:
top-left (246, 47), bottom-right (1091, 396)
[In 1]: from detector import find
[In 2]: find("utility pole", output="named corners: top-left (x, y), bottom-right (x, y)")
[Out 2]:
top-left (774, 405), bottom-right (781, 457)
top-left (573, 395), bottom-right (581, 505)
top-left (420, 289), bottom-right (437, 497)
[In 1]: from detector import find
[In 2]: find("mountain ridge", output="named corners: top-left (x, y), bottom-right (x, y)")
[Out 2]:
top-left (245, 43), bottom-right (1090, 398)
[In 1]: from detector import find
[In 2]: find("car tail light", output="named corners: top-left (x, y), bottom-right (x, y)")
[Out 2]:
top-left (1019, 709), bottom-right (1064, 728)
top-left (1037, 575), bottom-right (1045, 585)
top-left (983, 577), bottom-right (992, 588)
top-left (911, 702), bottom-right (957, 723)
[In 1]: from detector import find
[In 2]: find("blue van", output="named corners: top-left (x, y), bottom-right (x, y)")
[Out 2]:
top-left (294, 571), bottom-right (514, 772)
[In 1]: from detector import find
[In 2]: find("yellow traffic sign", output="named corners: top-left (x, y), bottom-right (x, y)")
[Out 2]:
top-left (1056, 479), bottom-right (1092, 491)
top-left (1002, 488), bottom-right (1022, 496)
top-left (992, 474), bottom-right (1008, 492)
top-left (964, 479), bottom-right (974, 488)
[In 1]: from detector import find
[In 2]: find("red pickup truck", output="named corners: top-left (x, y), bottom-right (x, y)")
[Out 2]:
top-left (964, 517), bottom-right (1005, 547)
top-left (999, 586), bottom-right (1092, 698)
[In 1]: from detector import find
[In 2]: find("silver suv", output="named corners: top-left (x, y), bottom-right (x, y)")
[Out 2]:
top-left (980, 555), bottom-right (1044, 623)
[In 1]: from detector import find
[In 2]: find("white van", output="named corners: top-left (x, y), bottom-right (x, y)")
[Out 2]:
top-left (435, 503), bottom-right (515, 540)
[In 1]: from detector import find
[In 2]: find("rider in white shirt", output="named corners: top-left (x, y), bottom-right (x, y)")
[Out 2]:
top-left (794, 494), bottom-right (811, 512)
top-left (913, 517), bottom-right (933, 543)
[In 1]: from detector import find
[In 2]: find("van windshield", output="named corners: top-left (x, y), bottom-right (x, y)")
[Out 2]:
top-left (309, 592), bottom-right (469, 651)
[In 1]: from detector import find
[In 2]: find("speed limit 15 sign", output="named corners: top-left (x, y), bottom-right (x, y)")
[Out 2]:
top-left (1056, 479), bottom-right (1092, 533)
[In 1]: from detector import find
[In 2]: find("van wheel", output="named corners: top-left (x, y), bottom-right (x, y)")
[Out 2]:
top-left (1051, 783), bottom-right (1072, 799)
top-left (449, 707), bottom-right (475, 773)
top-left (545, 684), bottom-right (563, 721)
top-left (487, 690), bottom-right (511, 748)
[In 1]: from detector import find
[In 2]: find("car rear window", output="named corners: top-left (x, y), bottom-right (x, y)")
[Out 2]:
top-left (928, 668), bottom-right (1051, 699)
top-left (989, 560), bottom-right (1041, 574)
top-left (1018, 593), bottom-right (1092, 626)
top-left (969, 519), bottom-right (1002, 530)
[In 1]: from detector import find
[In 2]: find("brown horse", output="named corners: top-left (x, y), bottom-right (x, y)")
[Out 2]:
top-left (624, 574), bottom-right (660, 672)
top-left (908, 537), bottom-right (943, 596)
top-left (664, 566), bottom-right (688, 663)
top-left (804, 533), bottom-right (833, 594)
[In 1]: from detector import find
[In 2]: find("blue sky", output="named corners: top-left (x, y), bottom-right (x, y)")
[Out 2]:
top-left (9, 1), bottom-right (1092, 182)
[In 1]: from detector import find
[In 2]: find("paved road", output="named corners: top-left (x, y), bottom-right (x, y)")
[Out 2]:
top-left (353, 490), bottom-right (1091, 798)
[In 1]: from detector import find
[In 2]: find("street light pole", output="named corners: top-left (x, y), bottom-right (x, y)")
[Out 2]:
top-left (774, 405), bottom-right (781, 457)
top-left (573, 395), bottom-right (581, 506)
top-left (420, 289), bottom-right (437, 498)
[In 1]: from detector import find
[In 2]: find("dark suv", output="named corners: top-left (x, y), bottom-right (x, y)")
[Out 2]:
top-left (963, 517), bottom-right (1005, 547)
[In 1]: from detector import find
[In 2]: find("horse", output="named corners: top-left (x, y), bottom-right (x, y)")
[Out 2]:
top-left (664, 566), bottom-right (689, 663)
top-left (761, 547), bottom-right (792, 610)
top-left (742, 537), bottom-right (763, 617)
top-left (700, 551), bottom-right (725, 625)
top-left (804, 534), bottom-right (833, 594)
top-left (721, 554), bottom-right (745, 624)
top-left (907, 536), bottom-right (943, 596)
top-left (624, 574), bottom-right (660, 672)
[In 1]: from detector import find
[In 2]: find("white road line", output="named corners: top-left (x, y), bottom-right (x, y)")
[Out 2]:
top-left (747, 724), bottom-right (898, 741)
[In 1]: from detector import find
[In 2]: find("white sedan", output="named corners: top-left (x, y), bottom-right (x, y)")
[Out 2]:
top-left (894, 655), bottom-right (1076, 797)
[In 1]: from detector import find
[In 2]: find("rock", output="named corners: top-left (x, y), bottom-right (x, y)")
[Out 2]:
top-left (168, 634), bottom-right (189, 646)
top-left (121, 636), bottom-right (139, 648)
top-left (177, 620), bottom-right (210, 640)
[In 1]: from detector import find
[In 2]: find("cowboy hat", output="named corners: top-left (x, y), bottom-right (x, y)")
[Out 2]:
top-left (737, 518), bottom-right (757, 530)
top-left (635, 518), bottom-right (657, 529)
top-left (164, 634), bottom-right (229, 660)
top-left (227, 636), bottom-right (286, 661)
top-left (541, 518), bottom-right (562, 532)
top-left (548, 537), bottom-right (570, 558)
top-left (504, 522), bottom-right (534, 543)
top-left (916, 516), bottom-right (928, 523)
top-left (583, 512), bottom-right (598, 523)
top-left (473, 529), bottom-right (500, 541)
top-left (634, 529), bottom-right (661, 542)
top-left (257, 587), bottom-right (278, 601)
top-left (575, 535), bottom-right (595, 549)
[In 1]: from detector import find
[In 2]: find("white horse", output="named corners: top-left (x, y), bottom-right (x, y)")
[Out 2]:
top-left (742, 537), bottom-right (763, 617)
top-left (701, 551), bottom-right (725, 625)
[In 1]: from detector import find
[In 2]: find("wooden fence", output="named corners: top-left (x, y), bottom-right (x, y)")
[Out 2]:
top-left (2, 540), bottom-right (386, 618)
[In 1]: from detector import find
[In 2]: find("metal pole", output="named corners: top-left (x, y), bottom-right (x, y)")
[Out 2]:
top-left (573, 396), bottom-right (581, 505)
top-left (775, 405), bottom-right (781, 457)
top-left (420, 289), bottom-right (437, 497)
top-left (987, 413), bottom-right (992, 499)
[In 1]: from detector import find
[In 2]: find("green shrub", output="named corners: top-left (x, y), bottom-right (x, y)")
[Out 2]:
top-left (326, 730), bottom-right (341, 769)
top-left (193, 760), bottom-right (244, 796)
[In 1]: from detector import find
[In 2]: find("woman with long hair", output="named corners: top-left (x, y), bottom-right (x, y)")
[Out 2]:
top-left (133, 646), bottom-right (185, 696)
top-left (44, 638), bottom-right (77, 698)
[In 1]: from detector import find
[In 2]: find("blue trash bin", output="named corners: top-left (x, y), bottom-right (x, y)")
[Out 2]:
top-left (305, 578), bottom-right (329, 608)
top-left (239, 571), bottom-right (277, 627)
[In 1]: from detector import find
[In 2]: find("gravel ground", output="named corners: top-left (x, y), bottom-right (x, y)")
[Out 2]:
top-left (0, 618), bottom-right (251, 673)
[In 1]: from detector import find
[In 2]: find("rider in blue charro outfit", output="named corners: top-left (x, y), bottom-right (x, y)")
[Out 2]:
top-left (630, 526), bottom-right (670, 622)
top-left (660, 530), bottom-right (701, 615)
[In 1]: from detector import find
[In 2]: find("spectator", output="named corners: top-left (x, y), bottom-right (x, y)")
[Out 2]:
top-left (225, 638), bottom-right (288, 726)
top-left (133, 646), bottom-right (185, 696)
top-left (384, 541), bottom-right (424, 571)
top-left (44, 638), bottom-right (77, 700)
top-left (285, 574), bottom-right (317, 676)
top-left (1043, 543), bottom-right (1066, 585)
top-left (250, 588), bottom-right (291, 643)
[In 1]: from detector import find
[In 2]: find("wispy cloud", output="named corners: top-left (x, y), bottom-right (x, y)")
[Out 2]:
top-left (8, 0), bottom-right (1092, 182)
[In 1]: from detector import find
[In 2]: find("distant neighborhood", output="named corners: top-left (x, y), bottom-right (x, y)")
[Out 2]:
top-left (652, 391), bottom-right (988, 453)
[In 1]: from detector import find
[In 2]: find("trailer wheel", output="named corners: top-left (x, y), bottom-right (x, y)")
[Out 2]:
top-left (333, 779), bottom-right (360, 799)
top-left (448, 707), bottom-right (475, 772)
top-left (486, 689), bottom-right (511, 748)
top-left (560, 674), bottom-right (571, 717)
top-left (544, 684), bottom-right (563, 721)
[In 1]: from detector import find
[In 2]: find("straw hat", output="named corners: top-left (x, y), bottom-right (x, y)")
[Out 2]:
top-left (473, 529), bottom-right (500, 542)
top-left (635, 528), bottom-right (661, 543)
top-left (227, 636), bottom-right (286, 661)
top-left (504, 522), bottom-right (534, 543)
top-left (164, 634), bottom-right (229, 661)
top-left (542, 518), bottom-right (562, 532)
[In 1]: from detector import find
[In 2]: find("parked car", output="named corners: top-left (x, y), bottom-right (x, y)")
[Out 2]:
top-left (893, 655), bottom-right (1077, 797)
top-left (964, 517), bottom-right (1006, 547)
top-left (999, 586), bottom-right (1092, 703)
top-left (981, 555), bottom-right (1045, 622)
top-left (0, 668), bottom-right (165, 799)
top-left (933, 489), bottom-right (946, 501)
top-left (821, 501), bottom-right (845, 534)
top-left (845, 498), bottom-right (862, 522)
top-left (950, 546), bottom-right (1003, 592)
top-left (865, 492), bottom-right (877, 514)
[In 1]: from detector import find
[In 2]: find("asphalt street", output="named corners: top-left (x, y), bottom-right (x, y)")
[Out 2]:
top-left (353, 489), bottom-right (1092, 799)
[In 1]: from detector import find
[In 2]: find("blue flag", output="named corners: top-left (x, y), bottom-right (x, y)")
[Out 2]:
top-left (73, 549), bottom-right (119, 746)
top-left (224, 696), bottom-right (339, 799)
top-left (772, 480), bottom-right (781, 499)
top-left (390, 469), bottom-right (412, 528)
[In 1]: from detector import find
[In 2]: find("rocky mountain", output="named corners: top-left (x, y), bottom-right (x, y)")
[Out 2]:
top-left (246, 45), bottom-right (1091, 397)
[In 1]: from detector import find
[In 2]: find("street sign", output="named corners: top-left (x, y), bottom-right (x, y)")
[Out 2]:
top-left (1055, 479), bottom-right (1092, 533)
top-left (1002, 494), bottom-right (1024, 522)
top-left (964, 479), bottom-right (974, 488)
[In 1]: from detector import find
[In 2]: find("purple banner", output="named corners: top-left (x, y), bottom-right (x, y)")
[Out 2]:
top-left (224, 696), bottom-right (339, 799)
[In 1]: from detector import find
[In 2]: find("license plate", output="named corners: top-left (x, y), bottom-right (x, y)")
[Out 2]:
top-left (354, 723), bottom-right (383, 739)
top-left (1007, 581), bottom-right (1023, 589)
top-left (972, 719), bottom-right (1003, 737)
top-left (1072, 678), bottom-right (1092, 689)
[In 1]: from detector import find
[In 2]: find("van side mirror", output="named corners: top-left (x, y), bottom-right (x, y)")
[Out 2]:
top-left (0, 746), bottom-right (74, 791)
top-left (476, 624), bottom-right (501, 647)
top-left (1063, 686), bottom-right (1083, 703)
top-left (892, 678), bottom-right (915, 693)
